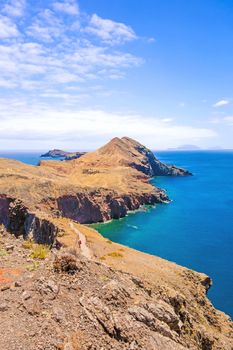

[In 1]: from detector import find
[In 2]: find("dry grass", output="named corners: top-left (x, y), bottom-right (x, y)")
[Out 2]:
top-left (25, 262), bottom-right (40, 271)
top-left (106, 239), bottom-right (113, 244)
top-left (99, 256), bottom-right (106, 261)
top-left (107, 251), bottom-right (123, 258)
top-left (22, 239), bottom-right (34, 250)
top-left (30, 244), bottom-right (49, 259)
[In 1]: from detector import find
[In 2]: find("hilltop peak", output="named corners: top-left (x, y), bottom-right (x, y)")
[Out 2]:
top-left (79, 136), bottom-right (191, 177)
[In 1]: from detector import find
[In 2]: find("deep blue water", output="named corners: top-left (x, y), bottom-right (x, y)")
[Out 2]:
top-left (0, 150), bottom-right (232, 318)
top-left (93, 151), bottom-right (233, 318)
top-left (0, 151), bottom-right (63, 165)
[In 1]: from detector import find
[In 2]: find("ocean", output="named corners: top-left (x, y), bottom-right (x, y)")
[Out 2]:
top-left (0, 150), bottom-right (232, 318)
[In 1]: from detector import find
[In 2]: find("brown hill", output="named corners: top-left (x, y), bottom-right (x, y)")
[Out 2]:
top-left (0, 137), bottom-right (232, 349)
top-left (74, 136), bottom-right (191, 176)
top-left (0, 137), bottom-right (190, 227)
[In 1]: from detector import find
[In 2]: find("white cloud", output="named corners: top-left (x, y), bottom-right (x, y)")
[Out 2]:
top-left (85, 14), bottom-right (137, 44)
top-left (0, 2), bottom-right (216, 151)
top-left (0, 3), bottom-right (141, 92)
top-left (0, 38), bottom-right (141, 92)
top-left (0, 98), bottom-right (217, 149)
top-left (161, 118), bottom-right (173, 123)
top-left (53, 0), bottom-right (79, 15)
top-left (0, 15), bottom-right (19, 38)
top-left (27, 9), bottom-right (65, 42)
top-left (213, 99), bottom-right (230, 107)
top-left (147, 37), bottom-right (156, 43)
top-left (2, 0), bottom-right (25, 17)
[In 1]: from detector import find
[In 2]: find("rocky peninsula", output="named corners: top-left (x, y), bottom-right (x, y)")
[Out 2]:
top-left (41, 149), bottom-right (86, 160)
top-left (0, 137), bottom-right (232, 350)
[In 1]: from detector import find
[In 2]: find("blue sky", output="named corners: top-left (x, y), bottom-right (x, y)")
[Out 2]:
top-left (0, 0), bottom-right (232, 150)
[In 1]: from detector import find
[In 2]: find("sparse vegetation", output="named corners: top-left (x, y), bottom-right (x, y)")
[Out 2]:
top-left (107, 251), bottom-right (123, 258)
top-left (54, 253), bottom-right (80, 274)
top-left (57, 229), bottom-right (65, 237)
top-left (22, 239), bottom-right (34, 250)
top-left (99, 256), bottom-right (106, 261)
top-left (22, 239), bottom-right (50, 259)
top-left (30, 244), bottom-right (49, 259)
top-left (25, 261), bottom-right (40, 271)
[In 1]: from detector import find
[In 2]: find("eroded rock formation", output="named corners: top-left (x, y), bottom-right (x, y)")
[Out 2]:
top-left (0, 137), bottom-right (232, 349)
top-left (0, 229), bottom-right (232, 350)
top-left (0, 137), bottom-right (189, 227)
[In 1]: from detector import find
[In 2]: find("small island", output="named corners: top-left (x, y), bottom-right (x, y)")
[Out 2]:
top-left (41, 149), bottom-right (86, 160)
top-left (0, 137), bottom-right (232, 350)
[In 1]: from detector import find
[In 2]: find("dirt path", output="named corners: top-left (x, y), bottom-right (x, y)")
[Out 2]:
top-left (69, 222), bottom-right (92, 259)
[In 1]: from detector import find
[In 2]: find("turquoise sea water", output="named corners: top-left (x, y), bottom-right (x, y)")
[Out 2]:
top-left (93, 151), bottom-right (233, 318)
top-left (0, 150), bottom-right (232, 318)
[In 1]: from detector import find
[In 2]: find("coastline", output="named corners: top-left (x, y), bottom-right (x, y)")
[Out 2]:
top-left (0, 140), bottom-right (232, 348)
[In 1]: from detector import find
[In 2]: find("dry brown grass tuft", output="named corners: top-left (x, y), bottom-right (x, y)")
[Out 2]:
top-left (30, 244), bottom-right (49, 259)
top-left (107, 251), bottom-right (123, 258)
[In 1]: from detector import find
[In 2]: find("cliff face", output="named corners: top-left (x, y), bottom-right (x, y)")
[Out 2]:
top-left (0, 137), bottom-right (232, 349)
top-left (77, 137), bottom-right (192, 176)
top-left (0, 223), bottom-right (232, 350)
top-left (0, 195), bottom-right (58, 245)
top-left (0, 137), bottom-right (186, 225)
top-left (96, 137), bottom-right (192, 176)
top-left (56, 189), bottom-right (167, 224)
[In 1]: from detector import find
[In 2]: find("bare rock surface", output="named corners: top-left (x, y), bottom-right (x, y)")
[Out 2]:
top-left (0, 137), bottom-right (232, 349)
top-left (0, 230), bottom-right (232, 350)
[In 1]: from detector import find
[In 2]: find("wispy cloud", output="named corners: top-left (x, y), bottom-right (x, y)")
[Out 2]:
top-left (0, 14), bottom-right (20, 38)
top-left (53, 0), bottom-right (79, 15)
top-left (0, 1), bottom-right (218, 150)
top-left (0, 1), bottom-right (142, 94)
top-left (84, 14), bottom-right (137, 44)
top-left (2, 0), bottom-right (26, 17)
top-left (213, 99), bottom-right (230, 107)
top-left (161, 118), bottom-right (173, 123)
top-left (0, 96), bottom-right (217, 149)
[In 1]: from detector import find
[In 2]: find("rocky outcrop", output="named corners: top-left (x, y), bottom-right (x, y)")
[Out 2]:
top-left (0, 128), bottom-right (232, 350)
top-left (41, 149), bottom-right (86, 160)
top-left (56, 189), bottom-right (168, 224)
top-left (1, 137), bottom-right (184, 225)
top-left (0, 234), bottom-right (232, 350)
top-left (64, 152), bottom-right (86, 160)
top-left (120, 137), bottom-right (192, 176)
top-left (0, 195), bottom-right (58, 245)
top-left (87, 137), bottom-right (192, 176)
top-left (0, 137), bottom-right (190, 226)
